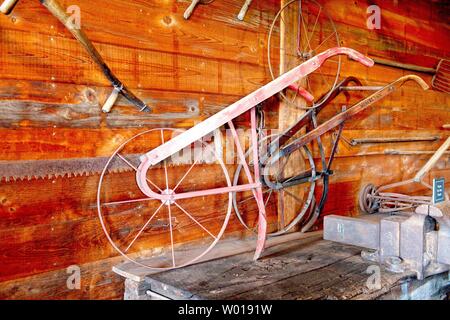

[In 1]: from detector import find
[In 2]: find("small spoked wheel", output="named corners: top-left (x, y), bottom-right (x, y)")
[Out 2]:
top-left (97, 128), bottom-right (232, 270)
top-left (359, 183), bottom-right (379, 214)
top-left (232, 134), bottom-right (316, 236)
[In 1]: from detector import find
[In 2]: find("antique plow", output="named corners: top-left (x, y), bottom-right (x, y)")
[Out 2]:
top-left (360, 136), bottom-right (450, 214)
top-left (1, 0), bottom-right (149, 112)
top-left (234, 75), bottom-right (429, 235)
top-left (93, 47), bottom-right (374, 270)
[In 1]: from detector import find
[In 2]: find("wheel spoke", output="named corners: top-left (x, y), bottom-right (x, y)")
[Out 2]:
top-left (300, 11), bottom-right (313, 52)
top-left (279, 189), bottom-right (285, 227)
top-left (125, 201), bottom-right (164, 252)
top-left (318, 69), bottom-right (331, 87)
top-left (167, 203), bottom-right (176, 267)
top-left (307, 6), bottom-right (322, 47)
top-left (314, 31), bottom-right (335, 52)
top-left (102, 197), bottom-right (157, 207)
top-left (264, 189), bottom-right (274, 207)
top-left (173, 158), bottom-right (199, 192)
top-left (238, 188), bottom-right (272, 205)
top-left (116, 153), bottom-right (163, 193)
top-left (174, 202), bottom-right (217, 240)
top-left (284, 188), bottom-right (307, 205)
top-left (160, 130), bottom-right (171, 191)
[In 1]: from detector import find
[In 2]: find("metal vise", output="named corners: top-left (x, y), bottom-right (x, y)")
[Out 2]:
top-left (324, 201), bottom-right (450, 280)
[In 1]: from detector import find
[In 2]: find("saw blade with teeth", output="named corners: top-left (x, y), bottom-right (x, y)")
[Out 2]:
top-left (0, 154), bottom-right (142, 182)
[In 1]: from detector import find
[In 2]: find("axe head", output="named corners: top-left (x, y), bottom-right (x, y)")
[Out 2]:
top-left (1, 0), bottom-right (20, 15)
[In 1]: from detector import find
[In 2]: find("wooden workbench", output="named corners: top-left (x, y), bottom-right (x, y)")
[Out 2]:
top-left (113, 233), bottom-right (450, 300)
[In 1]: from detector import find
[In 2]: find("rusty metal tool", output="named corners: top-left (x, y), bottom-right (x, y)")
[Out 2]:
top-left (237, 0), bottom-right (252, 21)
top-left (349, 136), bottom-right (440, 146)
top-left (183, 0), bottom-right (214, 20)
top-left (384, 149), bottom-right (450, 156)
top-left (1, 0), bottom-right (149, 112)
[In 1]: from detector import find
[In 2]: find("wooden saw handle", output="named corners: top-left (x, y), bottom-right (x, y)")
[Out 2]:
top-left (0, 0), bottom-right (19, 14)
top-left (184, 0), bottom-right (200, 19)
top-left (102, 88), bottom-right (120, 113)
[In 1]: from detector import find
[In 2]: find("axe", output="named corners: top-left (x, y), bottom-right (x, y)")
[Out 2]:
top-left (1, 0), bottom-right (149, 113)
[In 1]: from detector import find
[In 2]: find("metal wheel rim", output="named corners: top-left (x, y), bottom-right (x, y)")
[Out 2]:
top-left (97, 128), bottom-right (233, 270)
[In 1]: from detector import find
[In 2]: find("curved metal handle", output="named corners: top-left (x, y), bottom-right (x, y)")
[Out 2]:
top-left (316, 47), bottom-right (374, 68)
top-left (287, 85), bottom-right (314, 102)
top-left (0, 0), bottom-right (19, 14)
top-left (390, 74), bottom-right (429, 90)
top-left (269, 74), bottom-right (429, 171)
top-left (140, 47), bottom-right (373, 166)
top-left (184, 0), bottom-right (200, 19)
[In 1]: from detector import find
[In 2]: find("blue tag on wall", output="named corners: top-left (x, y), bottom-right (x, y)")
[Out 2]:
top-left (433, 178), bottom-right (445, 204)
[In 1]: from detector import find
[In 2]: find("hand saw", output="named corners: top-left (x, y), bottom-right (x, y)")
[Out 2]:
top-left (0, 150), bottom-right (213, 182)
top-left (0, 154), bottom-right (141, 182)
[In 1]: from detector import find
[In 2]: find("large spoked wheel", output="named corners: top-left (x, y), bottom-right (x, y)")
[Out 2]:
top-left (268, 0), bottom-right (341, 108)
top-left (97, 128), bottom-right (232, 270)
top-left (232, 134), bottom-right (317, 236)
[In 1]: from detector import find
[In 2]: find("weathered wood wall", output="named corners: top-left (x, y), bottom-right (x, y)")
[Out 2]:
top-left (0, 0), bottom-right (448, 299)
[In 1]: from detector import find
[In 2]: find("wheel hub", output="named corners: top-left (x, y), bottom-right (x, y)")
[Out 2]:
top-left (160, 188), bottom-right (175, 205)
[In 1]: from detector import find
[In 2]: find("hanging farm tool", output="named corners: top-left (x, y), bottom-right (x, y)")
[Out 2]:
top-left (359, 136), bottom-right (450, 214)
top-left (347, 136), bottom-right (440, 146)
top-left (1, 0), bottom-right (149, 113)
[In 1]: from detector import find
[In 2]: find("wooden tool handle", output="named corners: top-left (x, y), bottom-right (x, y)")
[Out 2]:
top-left (413, 136), bottom-right (450, 182)
top-left (237, 0), bottom-right (252, 21)
top-left (102, 88), bottom-right (120, 113)
top-left (0, 0), bottom-right (19, 14)
top-left (184, 0), bottom-right (200, 19)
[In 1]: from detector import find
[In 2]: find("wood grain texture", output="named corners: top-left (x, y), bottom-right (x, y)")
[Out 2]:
top-left (0, 0), bottom-right (449, 300)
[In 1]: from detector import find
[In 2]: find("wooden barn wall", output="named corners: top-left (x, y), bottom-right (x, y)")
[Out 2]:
top-left (0, 0), bottom-right (449, 299)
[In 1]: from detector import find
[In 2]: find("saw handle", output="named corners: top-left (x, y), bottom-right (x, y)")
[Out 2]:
top-left (102, 88), bottom-right (120, 113)
top-left (184, 0), bottom-right (200, 19)
top-left (413, 136), bottom-right (450, 182)
top-left (0, 0), bottom-right (19, 14)
top-left (237, 0), bottom-right (252, 21)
